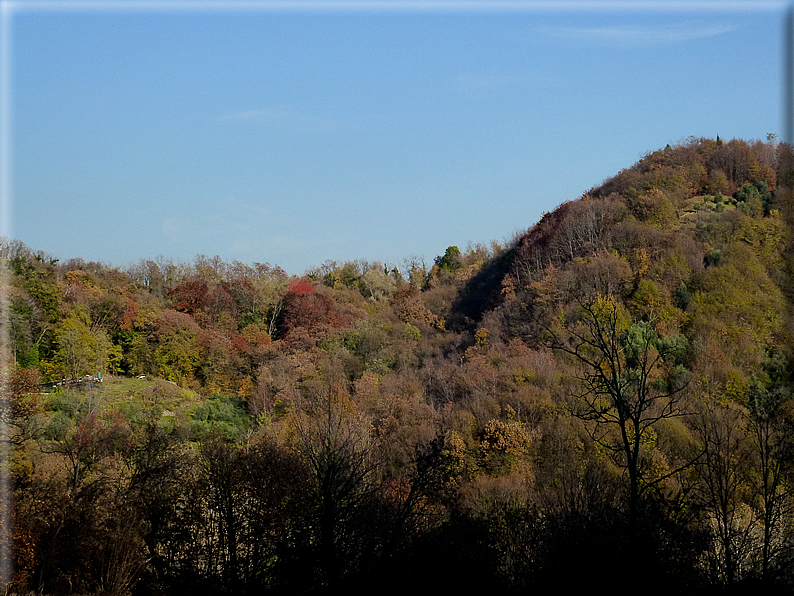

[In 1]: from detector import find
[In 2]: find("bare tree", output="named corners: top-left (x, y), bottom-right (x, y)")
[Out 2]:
top-left (747, 379), bottom-right (794, 580)
top-left (292, 381), bottom-right (378, 589)
top-left (545, 295), bottom-right (691, 537)
top-left (694, 399), bottom-right (756, 585)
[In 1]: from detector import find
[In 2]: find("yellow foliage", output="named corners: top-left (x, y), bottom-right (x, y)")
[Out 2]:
top-left (474, 327), bottom-right (490, 349)
top-left (397, 295), bottom-right (444, 330)
top-left (481, 415), bottom-right (532, 460)
top-left (691, 245), bottom-right (786, 347)
top-left (654, 250), bottom-right (692, 290)
top-left (442, 430), bottom-right (467, 486)
top-left (237, 376), bottom-right (254, 399)
top-left (725, 371), bottom-right (748, 403)
top-left (634, 247), bottom-right (650, 277)
top-left (590, 294), bottom-right (631, 335)
top-left (629, 187), bottom-right (677, 229)
top-left (500, 274), bottom-right (518, 301)
top-left (512, 367), bottom-right (535, 386)
top-left (354, 370), bottom-right (381, 412)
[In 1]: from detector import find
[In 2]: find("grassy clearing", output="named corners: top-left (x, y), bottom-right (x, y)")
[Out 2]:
top-left (40, 375), bottom-right (203, 431)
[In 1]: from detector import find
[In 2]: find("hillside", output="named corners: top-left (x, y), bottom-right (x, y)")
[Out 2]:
top-left (3, 136), bottom-right (794, 594)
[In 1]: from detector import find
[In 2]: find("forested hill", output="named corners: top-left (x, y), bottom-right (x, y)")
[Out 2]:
top-left (4, 136), bottom-right (794, 595)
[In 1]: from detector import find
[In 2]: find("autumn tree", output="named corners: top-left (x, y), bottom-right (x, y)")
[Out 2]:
top-left (7, 248), bottom-right (61, 325)
top-left (168, 279), bottom-right (209, 317)
top-left (151, 310), bottom-right (201, 384)
top-left (277, 278), bottom-right (339, 339)
top-left (2, 367), bottom-right (44, 445)
top-left (7, 290), bottom-right (49, 368)
top-left (54, 312), bottom-right (118, 379)
top-left (20, 395), bottom-right (145, 595)
top-left (708, 139), bottom-right (758, 189)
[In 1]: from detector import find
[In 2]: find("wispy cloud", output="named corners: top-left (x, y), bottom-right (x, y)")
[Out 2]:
top-left (539, 22), bottom-right (736, 47)
top-left (229, 234), bottom-right (303, 257)
top-left (219, 108), bottom-right (293, 123)
top-left (225, 199), bottom-right (273, 221)
top-left (452, 73), bottom-right (528, 92)
top-left (162, 199), bottom-right (276, 241)
top-left (162, 216), bottom-right (187, 243)
top-left (160, 206), bottom-right (304, 264)
top-left (218, 106), bottom-right (351, 133)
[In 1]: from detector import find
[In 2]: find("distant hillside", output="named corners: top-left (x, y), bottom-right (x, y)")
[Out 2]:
top-left (5, 136), bottom-right (794, 595)
top-left (450, 136), bottom-right (794, 333)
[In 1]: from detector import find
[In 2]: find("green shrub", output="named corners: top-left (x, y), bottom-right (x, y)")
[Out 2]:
top-left (189, 394), bottom-right (249, 441)
top-left (704, 248), bottom-right (721, 268)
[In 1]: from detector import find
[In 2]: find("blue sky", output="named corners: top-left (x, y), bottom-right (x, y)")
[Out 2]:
top-left (5, 1), bottom-right (789, 274)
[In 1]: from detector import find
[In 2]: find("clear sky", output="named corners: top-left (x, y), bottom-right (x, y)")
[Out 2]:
top-left (4, 1), bottom-right (789, 274)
